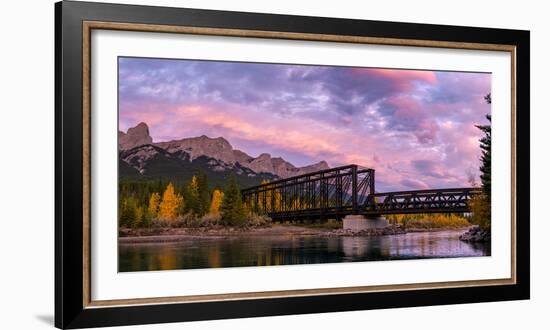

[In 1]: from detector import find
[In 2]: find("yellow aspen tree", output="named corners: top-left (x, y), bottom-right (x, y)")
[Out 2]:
top-left (273, 189), bottom-right (282, 212)
top-left (260, 180), bottom-right (271, 212)
top-left (148, 192), bottom-right (161, 218)
top-left (134, 206), bottom-right (144, 228)
top-left (189, 176), bottom-right (199, 195)
top-left (292, 198), bottom-right (300, 210)
top-left (158, 182), bottom-right (184, 221)
top-left (209, 189), bottom-right (224, 215)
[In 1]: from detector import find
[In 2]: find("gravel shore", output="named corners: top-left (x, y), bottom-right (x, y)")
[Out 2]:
top-left (117, 224), bottom-right (469, 244)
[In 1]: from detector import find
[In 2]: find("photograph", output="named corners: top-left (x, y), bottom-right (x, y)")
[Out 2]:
top-left (117, 57), bottom-right (493, 272)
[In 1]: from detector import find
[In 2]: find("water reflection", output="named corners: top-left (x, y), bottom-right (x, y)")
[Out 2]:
top-left (118, 230), bottom-right (490, 272)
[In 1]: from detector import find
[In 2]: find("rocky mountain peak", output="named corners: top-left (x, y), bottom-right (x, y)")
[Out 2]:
top-left (233, 149), bottom-right (254, 164)
top-left (257, 153), bottom-right (271, 159)
top-left (119, 122), bottom-right (153, 150)
top-left (155, 134), bottom-right (235, 164)
top-left (299, 160), bottom-right (330, 174)
top-left (129, 122), bottom-right (149, 135)
top-left (247, 153), bottom-right (275, 174)
top-left (120, 122), bottom-right (332, 180)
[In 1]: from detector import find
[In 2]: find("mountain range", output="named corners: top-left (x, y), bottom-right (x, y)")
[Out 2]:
top-left (119, 122), bottom-right (330, 188)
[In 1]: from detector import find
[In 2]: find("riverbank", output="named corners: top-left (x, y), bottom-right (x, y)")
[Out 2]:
top-left (119, 224), bottom-right (472, 244)
top-left (459, 226), bottom-right (491, 242)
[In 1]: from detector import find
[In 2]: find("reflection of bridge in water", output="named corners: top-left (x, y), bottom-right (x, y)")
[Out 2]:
top-left (241, 165), bottom-right (481, 222)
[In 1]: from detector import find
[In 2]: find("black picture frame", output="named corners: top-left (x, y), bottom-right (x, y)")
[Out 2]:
top-left (55, 1), bottom-right (530, 328)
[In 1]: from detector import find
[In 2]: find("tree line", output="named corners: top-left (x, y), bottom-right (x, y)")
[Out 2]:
top-left (119, 172), bottom-right (266, 228)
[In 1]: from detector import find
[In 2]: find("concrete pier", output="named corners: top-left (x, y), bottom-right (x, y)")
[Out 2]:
top-left (343, 215), bottom-right (388, 231)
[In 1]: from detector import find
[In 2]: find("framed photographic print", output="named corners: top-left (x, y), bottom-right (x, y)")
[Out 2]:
top-left (55, 1), bottom-right (530, 328)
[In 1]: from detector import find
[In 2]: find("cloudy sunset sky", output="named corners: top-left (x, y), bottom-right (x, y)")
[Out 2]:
top-left (119, 57), bottom-right (491, 192)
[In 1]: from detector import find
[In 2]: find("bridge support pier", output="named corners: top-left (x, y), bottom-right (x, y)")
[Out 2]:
top-left (343, 215), bottom-right (388, 231)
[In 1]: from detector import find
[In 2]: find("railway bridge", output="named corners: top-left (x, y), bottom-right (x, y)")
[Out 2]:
top-left (241, 165), bottom-right (480, 229)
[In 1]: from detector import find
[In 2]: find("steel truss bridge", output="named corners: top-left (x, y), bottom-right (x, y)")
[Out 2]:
top-left (241, 165), bottom-right (481, 222)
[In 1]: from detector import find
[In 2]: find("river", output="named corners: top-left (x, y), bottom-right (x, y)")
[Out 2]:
top-left (119, 229), bottom-right (490, 272)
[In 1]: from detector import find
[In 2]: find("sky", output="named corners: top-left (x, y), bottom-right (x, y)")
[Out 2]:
top-left (119, 57), bottom-right (491, 192)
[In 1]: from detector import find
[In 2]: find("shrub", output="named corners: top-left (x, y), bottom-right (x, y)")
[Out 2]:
top-left (304, 219), bottom-right (342, 229)
top-left (324, 219), bottom-right (342, 229)
top-left (178, 212), bottom-right (201, 228)
top-left (245, 212), bottom-right (272, 227)
top-left (151, 218), bottom-right (172, 228)
top-left (200, 213), bottom-right (222, 227)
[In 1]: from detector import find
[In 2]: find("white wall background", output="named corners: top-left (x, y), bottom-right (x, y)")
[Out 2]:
top-left (0, 0), bottom-right (546, 329)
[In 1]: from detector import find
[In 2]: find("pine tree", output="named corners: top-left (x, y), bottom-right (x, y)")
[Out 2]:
top-left (183, 173), bottom-right (211, 216)
top-left (470, 93), bottom-right (491, 231)
top-left (134, 205), bottom-right (144, 228)
top-left (476, 93), bottom-right (491, 201)
top-left (209, 189), bottom-right (224, 215)
top-left (196, 171), bottom-right (211, 216)
top-left (220, 175), bottom-right (246, 226)
top-left (119, 197), bottom-right (137, 228)
top-left (158, 182), bottom-right (184, 221)
top-left (185, 176), bottom-right (200, 215)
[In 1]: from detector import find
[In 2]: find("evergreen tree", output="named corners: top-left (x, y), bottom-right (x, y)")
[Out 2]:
top-left (476, 93), bottom-right (491, 201)
top-left (183, 172), bottom-right (211, 216)
top-left (134, 205), bottom-right (144, 228)
top-left (196, 171), bottom-right (211, 216)
top-left (119, 197), bottom-right (138, 228)
top-left (220, 174), bottom-right (246, 226)
top-left (185, 176), bottom-right (200, 215)
top-left (469, 93), bottom-right (491, 231)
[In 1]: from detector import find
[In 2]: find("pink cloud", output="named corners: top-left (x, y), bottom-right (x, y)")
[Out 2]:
top-left (368, 68), bottom-right (437, 83)
top-left (171, 105), bottom-right (344, 160)
top-left (353, 68), bottom-right (437, 92)
top-left (400, 178), bottom-right (430, 190)
top-left (119, 102), bottom-right (171, 134)
top-left (386, 95), bottom-right (423, 120)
